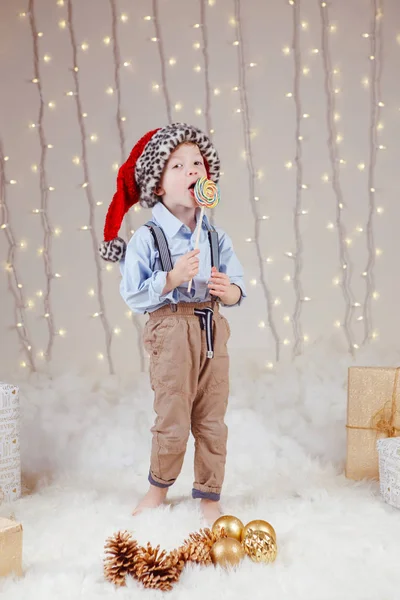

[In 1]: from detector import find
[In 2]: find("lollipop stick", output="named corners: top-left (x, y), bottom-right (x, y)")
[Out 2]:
top-left (188, 206), bottom-right (205, 293)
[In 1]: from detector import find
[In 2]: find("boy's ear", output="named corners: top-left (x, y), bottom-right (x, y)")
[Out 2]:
top-left (154, 185), bottom-right (164, 197)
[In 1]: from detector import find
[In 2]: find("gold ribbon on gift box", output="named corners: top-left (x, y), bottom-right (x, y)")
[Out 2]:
top-left (346, 366), bottom-right (400, 438)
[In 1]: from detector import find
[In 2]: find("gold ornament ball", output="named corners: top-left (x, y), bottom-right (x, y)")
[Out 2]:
top-left (243, 530), bottom-right (278, 563)
top-left (212, 515), bottom-right (244, 541)
top-left (241, 519), bottom-right (276, 542)
top-left (210, 537), bottom-right (245, 569)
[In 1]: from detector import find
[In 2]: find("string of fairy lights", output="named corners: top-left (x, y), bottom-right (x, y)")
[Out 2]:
top-left (0, 0), bottom-right (394, 372)
top-left (319, 0), bottom-right (357, 356)
top-left (362, 0), bottom-right (384, 345)
top-left (0, 142), bottom-right (36, 371)
top-left (108, 0), bottom-right (145, 372)
top-left (233, 0), bottom-right (281, 363)
top-left (65, 0), bottom-right (115, 374)
top-left (28, 0), bottom-right (58, 363)
top-left (290, 0), bottom-right (306, 359)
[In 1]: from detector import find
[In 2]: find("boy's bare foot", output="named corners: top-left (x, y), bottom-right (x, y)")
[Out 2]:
top-left (132, 484), bottom-right (168, 516)
top-left (200, 498), bottom-right (223, 525)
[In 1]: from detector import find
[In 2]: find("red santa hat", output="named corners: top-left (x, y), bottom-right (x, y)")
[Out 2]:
top-left (99, 123), bottom-right (220, 262)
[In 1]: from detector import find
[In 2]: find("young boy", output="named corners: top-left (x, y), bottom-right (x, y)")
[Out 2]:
top-left (100, 123), bottom-right (246, 523)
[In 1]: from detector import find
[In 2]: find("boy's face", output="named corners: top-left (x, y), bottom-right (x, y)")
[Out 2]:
top-left (155, 143), bottom-right (207, 209)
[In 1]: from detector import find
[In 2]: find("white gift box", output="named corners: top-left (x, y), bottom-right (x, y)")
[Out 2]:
top-left (0, 382), bottom-right (21, 503)
top-left (377, 437), bottom-right (400, 509)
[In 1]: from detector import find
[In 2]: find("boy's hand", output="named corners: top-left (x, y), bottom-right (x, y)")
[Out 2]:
top-left (208, 267), bottom-right (231, 299)
top-left (171, 249), bottom-right (200, 285)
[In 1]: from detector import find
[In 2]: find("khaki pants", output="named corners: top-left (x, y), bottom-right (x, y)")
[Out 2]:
top-left (143, 301), bottom-right (230, 501)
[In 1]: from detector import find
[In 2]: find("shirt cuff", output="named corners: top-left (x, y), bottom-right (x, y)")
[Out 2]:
top-left (149, 271), bottom-right (178, 305)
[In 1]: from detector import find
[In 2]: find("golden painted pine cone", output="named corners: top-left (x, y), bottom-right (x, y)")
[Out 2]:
top-left (178, 527), bottom-right (227, 566)
top-left (104, 530), bottom-right (138, 587)
top-left (132, 543), bottom-right (185, 591)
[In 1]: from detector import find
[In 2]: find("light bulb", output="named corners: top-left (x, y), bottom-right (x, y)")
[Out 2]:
top-left (195, 108), bottom-right (202, 116)
top-left (283, 315), bottom-right (290, 323)
top-left (81, 42), bottom-right (89, 51)
top-left (106, 87), bottom-right (114, 95)
top-left (301, 21), bottom-right (309, 30)
top-left (321, 173), bottom-right (329, 182)
top-left (151, 37), bottom-right (158, 42)
top-left (283, 339), bottom-right (290, 346)
top-left (90, 134), bottom-right (98, 142)
top-left (169, 58), bottom-right (176, 66)
top-left (266, 362), bottom-right (274, 370)
top-left (88, 289), bottom-right (95, 297)
top-left (266, 257), bottom-right (273, 263)
top-left (97, 353), bottom-right (104, 360)
top-left (193, 42), bottom-right (201, 49)
top-left (282, 46), bottom-right (291, 55)
top-left (285, 161), bottom-right (293, 169)
top-left (194, 65), bottom-right (202, 72)
top-left (114, 327), bottom-right (121, 335)
top-left (250, 279), bottom-right (257, 285)
top-left (376, 206), bottom-right (384, 214)
top-left (103, 36), bottom-right (111, 45)
top-left (144, 16), bottom-right (152, 21)
top-left (358, 163), bottom-right (365, 171)
top-left (121, 14), bottom-right (128, 22)
top-left (174, 103), bottom-right (183, 112)
top-left (302, 66), bottom-right (310, 75)
top-left (152, 83), bottom-right (160, 91)
top-left (44, 54), bottom-right (51, 63)
top-left (333, 277), bottom-right (340, 286)
top-left (214, 88), bottom-right (221, 96)
top-left (372, 291), bottom-right (380, 299)
top-left (258, 321), bottom-right (265, 329)
top-left (330, 24), bottom-right (337, 33)
top-left (334, 320), bottom-right (341, 328)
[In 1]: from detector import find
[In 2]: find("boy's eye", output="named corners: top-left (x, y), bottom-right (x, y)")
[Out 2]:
top-left (195, 161), bottom-right (203, 166)
top-left (172, 163), bottom-right (183, 168)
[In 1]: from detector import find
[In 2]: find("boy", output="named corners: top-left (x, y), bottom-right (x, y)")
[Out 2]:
top-left (100, 123), bottom-right (246, 523)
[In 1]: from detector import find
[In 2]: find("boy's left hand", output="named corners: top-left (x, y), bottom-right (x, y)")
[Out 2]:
top-left (208, 267), bottom-right (230, 300)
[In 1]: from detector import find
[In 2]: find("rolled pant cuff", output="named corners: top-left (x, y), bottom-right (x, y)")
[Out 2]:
top-left (192, 488), bottom-right (221, 501)
top-left (148, 471), bottom-right (175, 489)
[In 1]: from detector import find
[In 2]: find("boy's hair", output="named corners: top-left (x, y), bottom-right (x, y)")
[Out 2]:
top-left (99, 123), bottom-right (220, 263)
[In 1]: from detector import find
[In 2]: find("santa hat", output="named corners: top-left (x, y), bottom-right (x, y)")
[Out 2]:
top-left (99, 123), bottom-right (220, 262)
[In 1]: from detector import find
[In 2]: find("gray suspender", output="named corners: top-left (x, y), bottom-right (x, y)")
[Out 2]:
top-left (145, 220), bottom-right (219, 310)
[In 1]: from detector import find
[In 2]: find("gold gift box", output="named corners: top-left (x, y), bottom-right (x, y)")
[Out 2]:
top-left (346, 367), bottom-right (400, 480)
top-left (0, 517), bottom-right (23, 578)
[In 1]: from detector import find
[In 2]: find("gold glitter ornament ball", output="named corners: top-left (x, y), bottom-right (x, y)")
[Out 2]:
top-left (210, 537), bottom-right (245, 569)
top-left (243, 530), bottom-right (278, 563)
top-left (212, 515), bottom-right (244, 541)
top-left (241, 519), bottom-right (276, 542)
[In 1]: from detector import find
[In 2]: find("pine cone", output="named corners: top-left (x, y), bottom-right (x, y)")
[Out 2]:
top-left (178, 527), bottom-right (227, 566)
top-left (104, 530), bottom-right (138, 586)
top-left (132, 543), bottom-right (184, 591)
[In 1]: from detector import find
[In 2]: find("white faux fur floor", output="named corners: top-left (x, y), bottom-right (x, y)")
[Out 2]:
top-left (1, 343), bottom-right (400, 599)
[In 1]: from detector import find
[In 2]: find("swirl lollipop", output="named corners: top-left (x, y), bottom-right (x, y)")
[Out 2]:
top-left (188, 177), bottom-right (220, 293)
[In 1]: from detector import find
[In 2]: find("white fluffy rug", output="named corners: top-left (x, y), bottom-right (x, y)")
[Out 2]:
top-left (1, 344), bottom-right (400, 599)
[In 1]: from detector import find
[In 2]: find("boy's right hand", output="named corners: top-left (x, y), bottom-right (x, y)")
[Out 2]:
top-left (171, 249), bottom-right (200, 286)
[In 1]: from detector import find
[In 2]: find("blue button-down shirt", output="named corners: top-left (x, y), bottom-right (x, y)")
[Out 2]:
top-left (120, 202), bottom-right (246, 314)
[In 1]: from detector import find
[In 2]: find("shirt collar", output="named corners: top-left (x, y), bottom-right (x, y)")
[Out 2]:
top-left (152, 202), bottom-right (211, 237)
